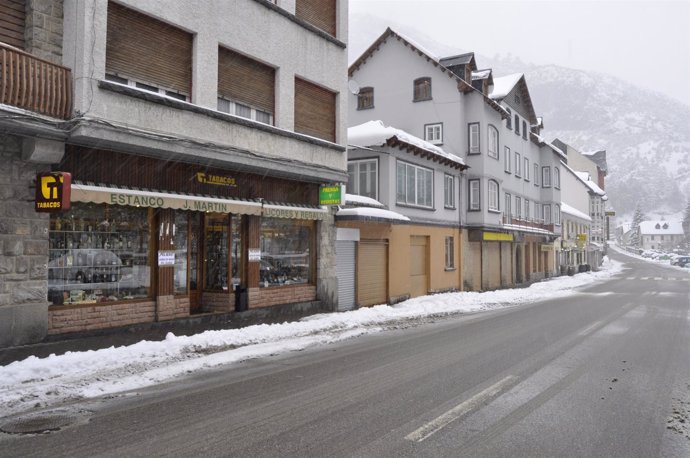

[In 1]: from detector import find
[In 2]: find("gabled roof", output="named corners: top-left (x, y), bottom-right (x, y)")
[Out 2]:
top-left (531, 132), bottom-right (566, 160)
top-left (489, 73), bottom-right (538, 123)
top-left (639, 220), bottom-right (684, 235)
top-left (348, 27), bottom-right (508, 119)
top-left (348, 120), bottom-right (468, 170)
top-left (439, 52), bottom-right (476, 68)
top-left (471, 68), bottom-right (493, 86)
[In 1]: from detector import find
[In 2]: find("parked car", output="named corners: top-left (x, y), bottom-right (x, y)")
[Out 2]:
top-left (671, 256), bottom-right (690, 267)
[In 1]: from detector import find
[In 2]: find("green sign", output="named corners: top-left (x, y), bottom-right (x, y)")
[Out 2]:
top-left (605, 211), bottom-right (616, 216)
top-left (319, 184), bottom-right (345, 205)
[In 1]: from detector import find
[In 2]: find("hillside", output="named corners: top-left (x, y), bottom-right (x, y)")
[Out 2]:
top-left (348, 14), bottom-right (690, 219)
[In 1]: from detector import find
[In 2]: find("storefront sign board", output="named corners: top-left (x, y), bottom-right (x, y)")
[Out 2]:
top-left (248, 249), bottom-right (261, 262)
top-left (483, 232), bottom-right (514, 242)
top-left (158, 250), bottom-right (175, 266)
top-left (36, 172), bottom-right (71, 212)
top-left (319, 184), bottom-right (345, 205)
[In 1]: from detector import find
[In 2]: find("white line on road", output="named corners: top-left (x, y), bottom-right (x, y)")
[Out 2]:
top-left (405, 375), bottom-right (517, 443)
top-left (578, 320), bottom-right (604, 337)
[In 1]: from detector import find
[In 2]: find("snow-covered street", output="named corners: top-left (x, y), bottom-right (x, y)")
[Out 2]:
top-left (0, 258), bottom-right (625, 419)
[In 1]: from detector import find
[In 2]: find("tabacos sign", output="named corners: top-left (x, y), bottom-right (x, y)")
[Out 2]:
top-left (35, 172), bottom-right (71, 212)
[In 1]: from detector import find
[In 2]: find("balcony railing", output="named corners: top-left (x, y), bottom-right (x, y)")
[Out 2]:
top-left (503, 214), bottom-right (556, 233)
top-left (0, 43), bottom-right (72, 119)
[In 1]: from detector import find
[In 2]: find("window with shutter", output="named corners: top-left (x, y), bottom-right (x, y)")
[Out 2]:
top-left (217, 46), bottom-right (275, 124)
top-left (0, 0), bottom-right (25, 49)
top-left (413, 77), bottom-right (432, 101)
top-left (295, 0), bottom-right (337, 36)
top-left (294, 77), bottom-right (336, 142)
top-left (106, 2), bottom-right (192, 96)
top-left (468, 122), bottom-right (480, 154)
top-left (357, 87), bottom-right (374, 110)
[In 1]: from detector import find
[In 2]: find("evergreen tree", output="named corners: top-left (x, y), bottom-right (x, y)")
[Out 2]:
top-left (683, 199), bottom-right (690, 249)
top-left (629, 204), bottom-right (645, 248)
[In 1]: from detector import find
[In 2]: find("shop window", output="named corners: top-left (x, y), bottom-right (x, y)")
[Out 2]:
top-left (48, 203), bottom-right (152, 305)
top-left (204, 214), bottom-right (229, 291)
top-left (173, 212), bottom-right (188, 295)
top-left (260, 218), bottom-right (314, 288)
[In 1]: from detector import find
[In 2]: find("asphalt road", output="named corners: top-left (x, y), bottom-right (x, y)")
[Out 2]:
top-left (2, 250), bottom-right (689, 457)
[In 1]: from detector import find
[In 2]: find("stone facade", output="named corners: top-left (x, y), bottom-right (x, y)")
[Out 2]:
top-left (48, 301), bottom-right (156, 334)
top-left (0, 135), bottom-right (52, 346)
top-left (25, 0), bottom-right (64, 65)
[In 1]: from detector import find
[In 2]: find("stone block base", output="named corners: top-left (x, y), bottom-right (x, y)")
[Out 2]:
top-left (0, 302), bottom-right (49, 347)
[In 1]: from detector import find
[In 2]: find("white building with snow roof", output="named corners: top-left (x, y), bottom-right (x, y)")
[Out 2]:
top-left (639, 221), bottom-right (685, 251)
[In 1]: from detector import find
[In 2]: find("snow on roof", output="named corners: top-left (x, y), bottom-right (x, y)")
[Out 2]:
top-left (439, 52), bottom-right (474, 67)
top-left (639, 220), bottom-right (684, 235)
top-left (533, 133), bottom-right (566, 158)
top-left (472, 69), bottom-right (492, 80)
top-left (561, 202), bottom-right (592, 222)
top-left (344, 193), bottom-right (384, 208)
top-left (393, 29), bottom-right (440, 62)
top-left (348, 120), bottom-right (466, 167)
top-left (336, 206), bottom-right (410, 222)
top-left (489, 73), bottom-right (523, 100)
top-left (574, 171), bottom-right (606, 196)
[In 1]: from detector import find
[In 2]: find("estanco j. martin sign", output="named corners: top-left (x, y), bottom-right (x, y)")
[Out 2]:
top-left (35, 172), bottom-right (71, 212)
top-left (71, 184), bottom-right (327, 220)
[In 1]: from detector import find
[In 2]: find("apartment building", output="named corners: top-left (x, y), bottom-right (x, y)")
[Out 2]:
top-left (0, 0), bottom-right (348, 347)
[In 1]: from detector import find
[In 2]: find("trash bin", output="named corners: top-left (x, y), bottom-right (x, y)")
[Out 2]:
top-left (234, 286), bottom-right (248, 312)
top-left (567, 266), bottom-right (576, 276)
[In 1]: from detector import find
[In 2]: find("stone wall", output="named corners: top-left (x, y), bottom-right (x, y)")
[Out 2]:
top-left (0, 135), bottom-right (51, 346)
top-left (48, 301), bottom-right (156, 335)
top-left (24, 0), bottom-right (64, 65)
top-left (250, 285), bottom-right (317, 309)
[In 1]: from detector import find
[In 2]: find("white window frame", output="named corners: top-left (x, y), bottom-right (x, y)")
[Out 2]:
top-left (445, 236), bottom-right (455, 269)
top-left (505, 193), bottom-right (511, 218)
top-left (444, 174), bottom-right (455, 209)
top-left (469, 179), bottom-right (480, 211)
top-left (535, 203), bottom-right (542, 223)
top-left (347, 159), bottom-right (378, 200)
top-left (542, 166), bottom-right (551, 187)
top-left (425, 123), bottom-right (443, 145)
top-left (488, 180), bottom-right (499, 212)
top-left (515, 196), bottom-right (522, 219)
top-left (543, 204), bottom-right (552, 224)
top-left (515, 152), bottom-right (521, 178)
top-left (487, 125), bottom-right (499, 159)
top-left (534, 163), bottom-right (540, 186)
top-left (396, 160), bottom-right (433, 208)
top-left (468, 123), bottom-right (480, 154)
top-left (524, 157), bottom-right (530, 181)
top-left (525, 199), bottom-right (530, 220)
top-left (555, 204), bottom-right (561, 225)
top-left (554, 167), bottom-right (561, 189)
top-left (217, 97), bottom-right (273, 125)
top-left (106, 73), bottom-right (189, 101)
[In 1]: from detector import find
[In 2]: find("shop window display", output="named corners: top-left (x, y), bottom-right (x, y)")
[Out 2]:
top-left (173, 211), bottom-right (188, 295)
top-left (48, 203), bottom-right (152, 305)
top-left (260, 218), bottom-right (313, 287)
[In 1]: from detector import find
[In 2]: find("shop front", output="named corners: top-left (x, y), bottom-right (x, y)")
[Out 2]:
top-left (47, 147), bottom-right (328, 335)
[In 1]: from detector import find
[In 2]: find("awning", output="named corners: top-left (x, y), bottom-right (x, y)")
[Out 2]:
top-left (71, 183), bottom-right (263, 216)
top-left (262, 203), bottom-right (328, 221)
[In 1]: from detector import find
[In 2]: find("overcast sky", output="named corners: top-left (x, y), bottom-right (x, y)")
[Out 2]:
top-left (349, 0), bottom-right (690, 107)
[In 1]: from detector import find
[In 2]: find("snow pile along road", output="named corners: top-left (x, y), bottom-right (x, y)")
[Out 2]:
top-left (0, 258), bottom-right (624, 418)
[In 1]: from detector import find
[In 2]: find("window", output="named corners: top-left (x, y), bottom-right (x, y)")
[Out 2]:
top-left (515, 152), bottom-right (521, 177)
top-left (543, 204), bottom-right (552, 224)
top-left (357, 87), bottom-right (374, 110)
top-left (468, 123), bottom-right (480, 154)
top-left (515, 196), bottom-right (522, 218)
top-left (505, 193), bottom-right (512, 218)
top-left (488, 180), bottom-right (499, 212)
top-left (260, 218), bottom-right (314, 287)
top-left (488, 125), bottom-right (499, 159)
top-left (217, 46), bottom-right (275, 124)
top-left (48, 203), bottom-right (152, 306)
top-left (347, 159), bottom-right (378, 200)
top-left (535, 203), bottom-right (542, 222)
top-left (524, 157), bottom-right (530, 181)
top-left (445, 236), bottom-right (455, 269)
top-left (534, 163), bottom-right (540, 186)
top-left (469, 179), bottom-right (480, 210)
top-left (295, 0), bottom-right (337, 35)
top-left (555, 204), bottom-right (561, 225)
top-left (444, 174), bottom-right (455, 208)
top-left (295, 77), bottom-right (336, 142)
top-left (106, 2), bottom-right (192, 100)
top-left (506, 108), bottom-right (512, 129)
top-left (504, 146), bottom-right (511, 173)
top-left (515, 114), bottom-right (520, 135)
top-left (413, 77), bottom-right (432, 101)
top-left (522, 120), bottom-right (527, 139)
top-left (554, 167), bottom-right (561, 188)
top-left (524, 199), bottom-right (530, 220)
top-left (542, 166), bottom-right (551, 187)
top-left (397, 161), bottom-right (433, 208)
top-left (425, 123), bottom-right (443, 144)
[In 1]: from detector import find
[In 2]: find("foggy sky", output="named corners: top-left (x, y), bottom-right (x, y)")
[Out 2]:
top-left (349, 0), bottom-right (690, 107)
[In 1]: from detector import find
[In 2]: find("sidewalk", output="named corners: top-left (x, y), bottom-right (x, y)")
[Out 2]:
top-left (0, 301), bottom-right (328, 366)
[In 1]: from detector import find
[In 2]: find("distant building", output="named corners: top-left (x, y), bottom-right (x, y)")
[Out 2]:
top-left (639, 221), bottom-right (685, 251)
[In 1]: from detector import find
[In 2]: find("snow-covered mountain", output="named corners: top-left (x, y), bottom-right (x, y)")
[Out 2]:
top-left (348, 14), bottom-right (690, 219)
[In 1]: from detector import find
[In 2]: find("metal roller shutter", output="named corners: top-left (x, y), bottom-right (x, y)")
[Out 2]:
top-left (294, 77), bottom-right (336, 142)
top-left (357, 240), bottom-right (387, 307)
top-left (336, 240), bottom-right (355, 311)
top-left (218, 47), bottom-right (275, 115)
top-left (106, 2), bottom-right (192, 94)
top-left (0, 0), bottom-right (25, 49)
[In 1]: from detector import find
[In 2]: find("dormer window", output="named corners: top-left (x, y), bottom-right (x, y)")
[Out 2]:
top-left (357, 87), bottom-right (374, 110)
top-left (655, 223), bottom-right (660, 229)
top-left (663, 223), bottom-right (669, 229)
top-left (413, 77), bottom-right (432, 102)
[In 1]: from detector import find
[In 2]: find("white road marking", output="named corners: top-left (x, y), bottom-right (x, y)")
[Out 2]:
top-left (626, 277), bottom-right (636, 280)
top-left (640, 277), bottom-right (650, 280)
top-left (405, 375), bottom-right (517, 443)
top-left (578, 320), bottom-right (604, 337)
top-left (654, 277), bottom-right (663, 280)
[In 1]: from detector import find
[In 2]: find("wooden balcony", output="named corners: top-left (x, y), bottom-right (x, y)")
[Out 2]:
top-left (0, 43), bottom-right (72, 119)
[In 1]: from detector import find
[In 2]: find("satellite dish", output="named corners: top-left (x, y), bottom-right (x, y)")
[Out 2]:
top-left (348, 79), bottom-right (360, 95)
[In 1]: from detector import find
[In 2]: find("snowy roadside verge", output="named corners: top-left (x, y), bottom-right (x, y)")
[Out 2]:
top-left (0, 258), bottom-right (624, 418)
top-left (608, 243), bottom-right (690, 273)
